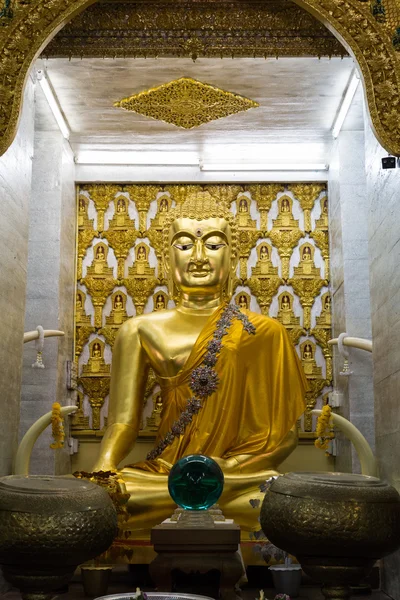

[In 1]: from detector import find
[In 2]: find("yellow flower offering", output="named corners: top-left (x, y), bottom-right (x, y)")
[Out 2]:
top-left (315, 403), bottom-right (334, 453)
top-left (50, 402), bottom-right (65, 449)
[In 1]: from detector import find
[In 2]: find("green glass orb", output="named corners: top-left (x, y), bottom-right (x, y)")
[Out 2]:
top-left (168, 455), bottom-right (224, 510)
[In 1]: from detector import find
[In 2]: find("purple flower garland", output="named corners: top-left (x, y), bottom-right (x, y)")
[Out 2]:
top-left (146, 304), bottom-right (256, 461)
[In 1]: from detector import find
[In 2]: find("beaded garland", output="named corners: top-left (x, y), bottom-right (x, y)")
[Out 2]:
top-left (146, 303), bottom-right (256, 461)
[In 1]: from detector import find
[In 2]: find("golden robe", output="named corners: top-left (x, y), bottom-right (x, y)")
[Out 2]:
top-left (122, 306), bottom-right (307, 534)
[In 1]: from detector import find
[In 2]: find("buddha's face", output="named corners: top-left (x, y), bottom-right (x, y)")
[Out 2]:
top-left (168, 217), bottom-right (233, 297)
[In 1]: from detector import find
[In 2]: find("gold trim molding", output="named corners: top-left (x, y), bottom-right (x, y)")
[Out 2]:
top-left (42, 0), bottom-right (347, 60)
top-left (114, 77), bottom-right (259, 129)
top-left (0, 0), bottom-right (400, 154)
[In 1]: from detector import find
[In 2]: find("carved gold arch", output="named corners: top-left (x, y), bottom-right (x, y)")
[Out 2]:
top-left (0, 0), bottom-right (399, 156)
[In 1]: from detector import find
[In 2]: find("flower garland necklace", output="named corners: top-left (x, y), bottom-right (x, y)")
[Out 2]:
top-left (315, 404), bottom-right (334, 454)
top-left (147, 303), bottom-right (256, 461)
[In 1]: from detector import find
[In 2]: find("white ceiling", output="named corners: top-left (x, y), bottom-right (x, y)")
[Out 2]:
top-left (35, 56), bottom-right (364, 168)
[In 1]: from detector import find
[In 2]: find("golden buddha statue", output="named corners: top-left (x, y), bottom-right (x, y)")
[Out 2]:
top-left (93, 192), bottom-right (307, 538)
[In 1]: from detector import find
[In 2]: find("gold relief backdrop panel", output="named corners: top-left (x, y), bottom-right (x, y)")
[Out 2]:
top-left (74, 183), bottom-right (332, 438)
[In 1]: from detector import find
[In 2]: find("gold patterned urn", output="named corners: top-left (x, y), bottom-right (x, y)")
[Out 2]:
top-left (260, 472), bottom-right (400, 600)
top-left (0, 476), bottom-right (118, 600)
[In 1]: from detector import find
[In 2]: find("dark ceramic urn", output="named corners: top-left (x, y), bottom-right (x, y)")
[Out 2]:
top-left (260, 472), bottom-right (400, 600)
top-left (0, 475), bottom-right (118, 600)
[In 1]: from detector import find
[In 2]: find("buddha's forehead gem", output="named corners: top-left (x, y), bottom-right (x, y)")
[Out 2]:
top-left (195, 228), bottom-right (203, 237)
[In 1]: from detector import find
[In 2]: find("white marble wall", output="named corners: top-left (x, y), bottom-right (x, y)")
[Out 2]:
top-left (328, 129), bottom-right (374, 473)
top-left (20, 84), bottom-right (76, 475)
top-left (365, 120), bottom-right (400, 599)
top-left (0, 79), bottom-right (35, 476)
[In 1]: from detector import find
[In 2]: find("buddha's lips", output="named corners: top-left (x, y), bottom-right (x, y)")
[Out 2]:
top-left (188, 268), bottom-right (211, 277)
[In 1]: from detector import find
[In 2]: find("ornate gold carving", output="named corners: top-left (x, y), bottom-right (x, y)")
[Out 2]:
top-left (234, 291), bottom-right (251, 310)
top-left (124, 185), bottom-right (159, 234)
top-left (165, 185), bottom-right (203, 205)
top-left (316, 292), bottom-right (332, 328)
top-left (103, 229), bottom-right (138, 280)
top-left (293, 243), bottom-right (322, 279)
top-left (311, 327), bottom-right (333, 383)
top-left (248, 274), bottom-right (282, 315)
top-left (1, 0), bottom-right (400, 157)
top-left (75, 290), bottom-right (91, 326)
top-left (82, 185), bottom-right (122, 233)
top-left (82, 338), bottom-right (110, 376)
top-left (300, 340), bottom-right (322, 378)
top-left (86, 242), bottom-right (114, 278)
top-left (276, 291), bottom-right (301, 328)
top-left (75, 325), bottom-right (95, 361)
top-left (146, 392), bottom-right (163, 431)
top-left (114, 77), bottom-right (259, 129)
top-left (304, 378), bottom-right (328, 431)
top-left (71, 391), bottom-right (90, 430)
top-left (289, 277), bottom-right (325, 330)
top-left (81, 276), bottom-right (118, 328)
top-left (124, 244), bottom-right (157, 314)
top-left (152, 290), bottom-right (168, 311)
top-left (78, 195), bottom-right (94, 230)
top-left (79, 376), bottom-right (111, 431)
top-left (205, 185), bottom-right (243, 206)
top-left (43, 0), bottom-right (348, 61)
top-left (108, 195), bottom-right (133, 230)
top-left (311, 196), bottom-right (330, 281)
top-left (288, 183), bottom-right (326, 233)
top-left (248, 184), bottom-right (284, 231)
top-left (77, 229), bottom-right (97, 281)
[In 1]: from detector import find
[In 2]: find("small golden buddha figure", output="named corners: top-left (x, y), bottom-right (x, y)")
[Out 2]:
top-left (154, 294), bottom-right (166, 311)
top-left (82, 339), bottom-right (110, 377)
top-left (260, 245), bottom-right (269, 261)
top-left (76, 293), bottom-right (83, 311)
top-left (93, 192), bottom-right (307, 538)
top-left (238, 294), bottom-right (248, 309)
top-left (238, 197), bottom-right (248, 213)
top-left (302, 246), bottom-right (312, 261)
top-left (96, 246), bottom-right (105, 261)
top-left (159, 198), bottom-right (168, 212)
top-left (316, 292), bottom-right (332, 328)
top-left (281, 198), bottom-right (290, 213)
top-left (300, 340), bottom-right (322, 378)
top-left (293, 244), bottom-right (320, 279)
top-left (117, 198), bottom-right (126, 214)
top-left (276, 292), bottom-right (300, 329)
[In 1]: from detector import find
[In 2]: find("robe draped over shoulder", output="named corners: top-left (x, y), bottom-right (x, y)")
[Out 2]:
top-left (130, 305), bottom-right (307, 474)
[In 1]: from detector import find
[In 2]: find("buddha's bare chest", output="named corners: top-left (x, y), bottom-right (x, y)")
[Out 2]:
top-left (140, 315), bottom-right (209, 377)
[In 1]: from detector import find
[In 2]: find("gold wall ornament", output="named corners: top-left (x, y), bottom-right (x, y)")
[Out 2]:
top-left (81, 276), bottom-right (118, 328)
top-left (108, 195), bottom-right (134, 230)
top-left (103, 229), bottom-right (138, 280)
top-left (75, 325), bottom-right (95, 361)
top-left (293, 243), bottom-right (322, 279)
top-left (77, 229), bottom-right (97, 281)
top-left (234, 291), bottom-right (251, 310)
top-left (205, 185), bottom-right (243, 206)
top-left (304, 378), bottom-right (328, 431)
top-left (315, 292), bottom-right (332, 328)
top-left (152, 290), bottom-right (168, 311)
top-left (75, 290), bottom-right (91, 326)
top-left (252, 242), bottom-right (277, 276)
top-left (106, 291), bottom-right (128, 326)
top-left (248, 184), bottom-right (285, 232)
top-left (289, 277), bottom-right (325, 330)
top-left (86, 242), bottom-right (114, 278)
top-left (123, 185), bottom-right (159, 234)
top-left (79, 376), bottom-right (111, 430)
top-left (78, 195), bottom-right (94, 231)
top-left (300, 339), bottom-right (323, 378)
top-left (114, 77), bottom-right (259, 129)
top-left (248, 274), bottom-right (283, 314)
top-left (124, 245), bottom-right (157, 314)
top-left (288, 183), bottom-right (326, 233)
top-left (311, 327), bottom-right (333, 383)
top-left (311, 196), bottom-right (330, 281)
top-left (269, 229), bottom-right (303, 281)
top-left (145, 392), bottom-right (164, 431)
top-left (71, 390), bottom-right (90, 430)
top-left (315, 196), bottom-right (329, 231)
top-left (43, 0), bottom-right (348, 61)
top-left (1, 0), bottom-right (400, 156)
top-left (82, 338), bottom-right (110, 376)
top-left (82, 185), bottom-right (122, 232)
top-left (165, 185), bottom-right (203, 205)
top-left (276, 291), bottom-right (301, 328)
top-left (238, 229), bottom-right (262, 280)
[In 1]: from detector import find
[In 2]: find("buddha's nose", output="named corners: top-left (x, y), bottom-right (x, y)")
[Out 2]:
top-left (193, 239), bottom-right (207, 264)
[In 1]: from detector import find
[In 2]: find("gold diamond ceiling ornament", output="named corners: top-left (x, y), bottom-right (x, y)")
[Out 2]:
top-left (114, 77), bottom-right (259, 129)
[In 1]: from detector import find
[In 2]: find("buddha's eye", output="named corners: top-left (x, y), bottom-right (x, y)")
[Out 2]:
top-left (173, 243), bottom-right (194, 251)
top-left (205, 243), bottom-right (226, 251)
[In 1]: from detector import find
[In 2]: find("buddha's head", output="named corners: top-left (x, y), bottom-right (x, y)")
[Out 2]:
top-left (163, 191), bottom-right (237, 302)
